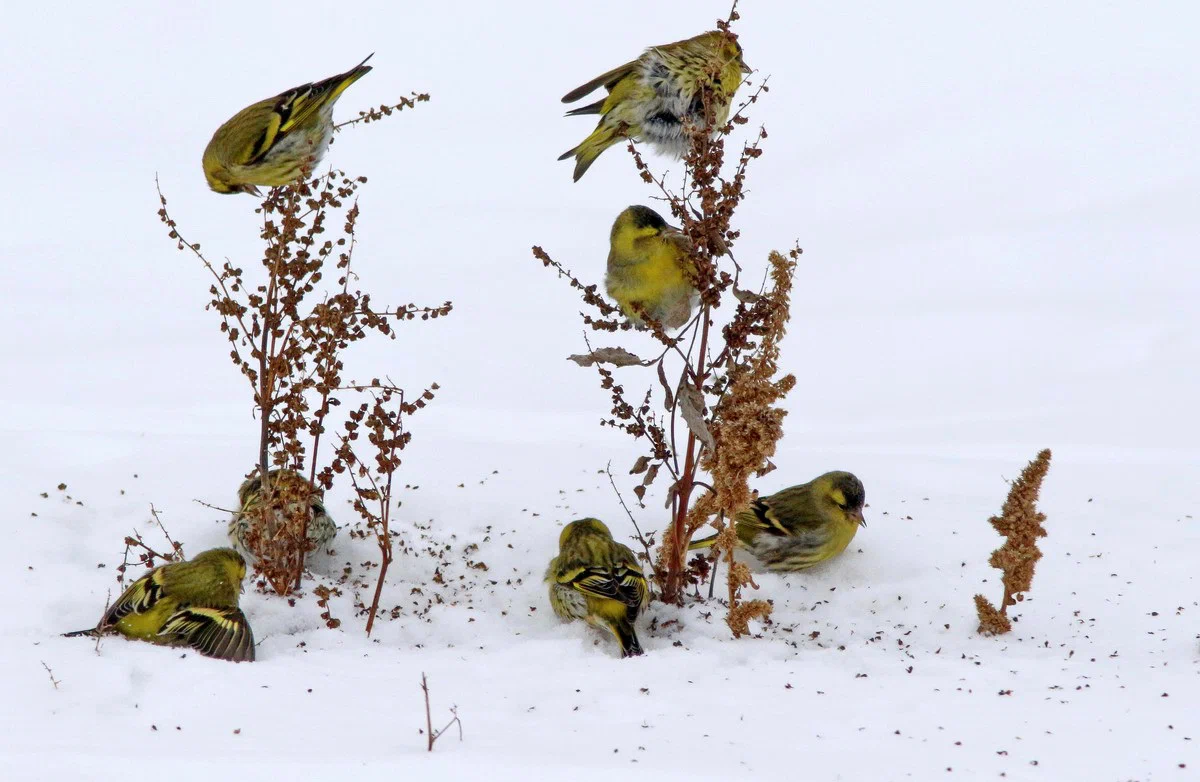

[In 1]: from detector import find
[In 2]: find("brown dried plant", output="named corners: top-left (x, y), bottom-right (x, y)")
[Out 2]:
top-left (975, 448), bottom-right (1052, 635)
top-left (420, 673), bottom-right (463, 752)
top-left (335, 93), bottom-right (430, 130)
top-left (116, 504), bottom-right (185, 588)
top-left (691, 249), bottom-right (797, 636)
top-left (158, 158), bottom-right (449, 595)
top-left (333, 383), bottom-right (437, 635)
top-left (534, 7), bottom-right (797, 629)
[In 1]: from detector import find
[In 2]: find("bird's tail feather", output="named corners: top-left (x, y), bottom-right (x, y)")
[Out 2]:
top-left (323, 61), bottom-right (373, 104)
top-left (565, 98), bottom-right (606, 117)
top-left (611, 619), bottom-right (644, 658)
top-left (559, 124), bottom-right (621, 181)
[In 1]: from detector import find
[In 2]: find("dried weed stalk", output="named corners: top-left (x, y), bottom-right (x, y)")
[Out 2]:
top-left (158, 104), bottom-right (448, 596)
top-left (420, 673), bottom-right (463, 752)
top-left (40, 661), bottom-right (61, 690)
top-left (117, 504), bottom-right (185, 587)
top-left (691, 249), bottom-right (797, 635)
top-left (334, 383), bottom-right (437, 635)
top-left (534, 8), bottom-right (797, 628)
top-left (975, 448), bottom-right (1052, 635)
top-left (335, 92), bottom-right (430, 130)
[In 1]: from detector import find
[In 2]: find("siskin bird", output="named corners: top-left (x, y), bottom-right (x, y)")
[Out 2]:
top-left (606, 205), bottom-right (697, 330)
top-left (689, 472), bottom-right (867, 572)
top-left (546, 518), bottom-right (649, 657)
top-left (64, 548), bottom-right (254, 662)
top-left (203, 54), bottom-right (374, 195)
top-left (228, 468), bottom-right (337, 564)
top-left (559, 30), bottom-right (750, 181)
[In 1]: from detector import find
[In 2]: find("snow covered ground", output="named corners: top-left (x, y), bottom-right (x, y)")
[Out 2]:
top-left (4, 2), bottom-right (1199, 780)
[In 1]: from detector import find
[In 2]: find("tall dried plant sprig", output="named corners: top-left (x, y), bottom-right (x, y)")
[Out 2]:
top-left (536, 10), bottom-right (797, 633)
top-left (975, 448), bottom-right (1052, 635)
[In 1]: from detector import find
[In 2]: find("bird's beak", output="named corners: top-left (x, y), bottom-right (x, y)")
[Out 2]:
top-left (241, 184), bottom-right (263, 197)
top-left (741, 59), bottom-right (752, 74)
top-left (850, 507), bottom-right (866, 528)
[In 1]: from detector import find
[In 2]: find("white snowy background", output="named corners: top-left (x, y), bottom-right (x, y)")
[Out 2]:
top-left (3, 1), bottom-right (1198, 780)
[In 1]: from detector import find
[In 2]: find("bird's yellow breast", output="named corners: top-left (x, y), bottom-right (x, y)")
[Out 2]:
top-left (609, 235), bottom-right (689, 300)
top-left (826, 514), bottom-right (861, 558)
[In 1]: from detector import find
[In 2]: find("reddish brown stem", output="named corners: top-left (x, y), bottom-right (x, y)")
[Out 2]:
top-left (365, 470), bottom-right (394, 637)
top-left (257, 325), bottom-right (270, 479)
top-left (662, 308), bottom-right (712, 604)
top-left (664, 435), bottom-right (697, 604)
top-left (293, 508), bottom-right (308, 591)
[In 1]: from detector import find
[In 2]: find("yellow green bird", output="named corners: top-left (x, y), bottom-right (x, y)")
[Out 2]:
top-left (559, 30), bottom-right (750, 181)
top-left (64, 548), bottom-right (254, 662)
top-left (228, 468), bottom-right (337, 564)
top-left (690, 472), bottom-right (867, 572)
top-left (203, 54), bottom-right (373, 195)
top-left (606, 205), bottom-right (696, 329)
top-left (546, 518), bottom-right (649, 657)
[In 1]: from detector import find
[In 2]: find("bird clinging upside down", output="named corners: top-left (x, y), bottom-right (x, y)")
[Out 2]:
top-left (203, 54), bottom-right (374, 195)
top-left (559, 31), bottom-right (750, 181)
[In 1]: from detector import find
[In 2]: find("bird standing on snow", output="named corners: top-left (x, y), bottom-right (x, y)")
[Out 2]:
top-left (689, 472), bottom-right (867, 572)
top-left (64, 547), bottom-right (255, 662)
top-left (203, 54), bottom-right (374, 195)
top-left (559, 31), bottom-right (750, 181)
top-left (546, 518), bottom-right (649, 657)
top-left (228, 468), bottom-right (337, 564)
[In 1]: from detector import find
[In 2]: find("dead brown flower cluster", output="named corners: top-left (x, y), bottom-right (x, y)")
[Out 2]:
top-left (975, 448), bottom-right (1052, 634)
top-left (158, 112), bottom-right (448, 605)
top-left (691, 249), bottom-right (798, 636)
top-left (534, 7), bottom-right (798, 633)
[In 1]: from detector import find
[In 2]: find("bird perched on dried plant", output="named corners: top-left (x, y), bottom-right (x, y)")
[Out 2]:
top-left (690, 472), bottom-right (867, 572)
top-left (228, 468), bottom-right (337, 564)
top-left (203, 54), bottom-right (373, 195)
top-left (546, 518), bottom-right (649, 657)
top-left (559, 30), bottom-right (750, 181)
top-left (64, 548), bottom-right (255, 662)
top-left (606, 205), bottom-right (697, 329)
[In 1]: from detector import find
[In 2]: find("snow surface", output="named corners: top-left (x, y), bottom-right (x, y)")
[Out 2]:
top-left (4, 2), bottom-right (1199, 780)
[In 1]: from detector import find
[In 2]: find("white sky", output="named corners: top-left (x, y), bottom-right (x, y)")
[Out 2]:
top-left (1, 1), bottom-right (1197, 457)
